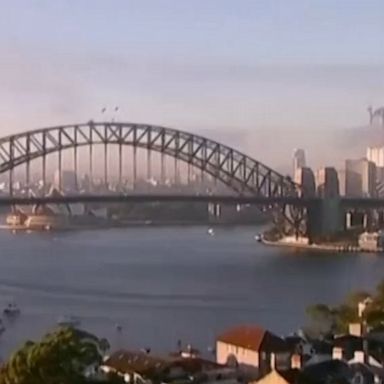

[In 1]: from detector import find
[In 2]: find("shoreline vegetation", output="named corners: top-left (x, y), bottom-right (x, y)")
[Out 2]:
top-left (3, 280), bottom-right (384, 383)
top-left (305, 279), bottom-right (384, 337)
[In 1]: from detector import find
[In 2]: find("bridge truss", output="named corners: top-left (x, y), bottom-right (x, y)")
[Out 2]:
top-left (0, 121), bottom-right (305, 236)
top-left (0, 121), bottom-right (299, 197)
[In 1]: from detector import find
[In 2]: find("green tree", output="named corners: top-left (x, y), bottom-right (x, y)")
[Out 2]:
top-left (306, 280), bottom-right (384, 336)
top-left (306, 304), bottom-right (338, 337)
top-left (0, 327), bottom-right (109, 384)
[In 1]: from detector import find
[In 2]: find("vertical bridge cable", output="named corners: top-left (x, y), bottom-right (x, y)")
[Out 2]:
top-left (118, 125), bottom-right (123, 191)
top-left (89, 125), bottom-right (93, 192)
top-left (133, 126), bottom-right (137, 190)
top-left (58, 129), bottom-right (62, 191)
top-left (73, 126), bottom-right (79, 192)
top-left (147, 127), bottom-right (151, 182)
top-left (26, 134), bottom-right (30, 195)
top-left (9, 137), bottom-right (13, 197)
top-left (104, 125), bottom-right (108, 190)
top-left (42, 132), bottom-right (46, 195)
top-left (74, 126), bottom-right (78, 192)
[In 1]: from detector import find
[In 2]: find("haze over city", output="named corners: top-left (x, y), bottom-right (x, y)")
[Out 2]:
top-left (4, 2), bottom-right (384, 384)
top-left (1, 0), bottom-right (383, 172)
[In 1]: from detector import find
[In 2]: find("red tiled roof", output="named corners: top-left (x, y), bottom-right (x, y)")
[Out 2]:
top-left (103, 350), bottom-right (168, 376)
top-left (217, 325), bottom-right (288, 352)
top-left (103, 350), bottom-right (222, 377)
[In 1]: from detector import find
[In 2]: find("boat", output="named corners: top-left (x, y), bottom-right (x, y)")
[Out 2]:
top-left (207, 228), bottom-right (214, 236)
top-left (254, 234), bottom-right (263, 242)
top-left (57, 315), bottom-right (81, 327)
top-left (3, 302), bottom-right (20, 317)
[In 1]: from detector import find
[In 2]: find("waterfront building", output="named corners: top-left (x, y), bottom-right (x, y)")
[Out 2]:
top-left (358, 232), bottom-right (384, 252)
top-left (315, 167), bottom-right (339, 198)
top-left (346, 159), bottom-right (376, 197)
top-left (292, 149), bottom-right (306, 176)
top-left (294, 167), bottom-right (316, 197)
top-left (216, 325), bottom-right (290, 377)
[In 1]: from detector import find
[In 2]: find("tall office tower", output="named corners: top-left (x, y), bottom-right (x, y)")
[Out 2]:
top-left (346, 159), bottom-right (376, 197)
top-left (315, 167), bottom-right (340, 198)
top-left (293, 148), bottom-right (306, 176)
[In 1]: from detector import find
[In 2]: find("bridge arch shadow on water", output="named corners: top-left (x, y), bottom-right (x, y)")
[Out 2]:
top-left (0, 121), bottom-right (299, 198)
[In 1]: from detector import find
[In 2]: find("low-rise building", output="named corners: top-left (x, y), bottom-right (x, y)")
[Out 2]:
top-left (358, 232), bottom-right (384, 252)
top-left (101, 349), bottom-right (230, 384)
top-left (216, 325), bottom-right (290, 378)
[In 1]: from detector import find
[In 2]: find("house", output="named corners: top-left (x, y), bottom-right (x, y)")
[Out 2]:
top-left (216, 325), bottom-right (290, 377)
top-left (101, 349), bottom-right (232, 384)
top-left (332, 334), bottom-right (365, 361)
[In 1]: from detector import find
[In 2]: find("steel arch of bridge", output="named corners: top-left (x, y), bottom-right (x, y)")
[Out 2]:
top-left (0, 121), bottom-right (298, 197)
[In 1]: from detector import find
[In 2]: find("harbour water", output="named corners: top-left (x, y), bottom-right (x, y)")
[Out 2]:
top-left (0, 225), bottom-right (383, 359)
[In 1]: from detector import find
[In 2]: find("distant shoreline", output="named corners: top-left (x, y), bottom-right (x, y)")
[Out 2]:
top-left (261, 237), bottom-right (380, 254)
top-left (0, 221), bottom-right (263, 232)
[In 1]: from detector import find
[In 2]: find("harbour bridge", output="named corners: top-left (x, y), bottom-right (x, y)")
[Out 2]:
top-left (0, 121), bottom-right (381, 240)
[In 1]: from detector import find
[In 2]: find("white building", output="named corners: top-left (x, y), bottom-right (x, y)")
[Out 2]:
top-left (358, 232), bottom-right (384, 252)
top-left (216, 325), bottom-right (290, 377)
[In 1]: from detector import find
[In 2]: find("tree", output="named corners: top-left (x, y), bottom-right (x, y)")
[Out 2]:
top-left (0, 327), bottom-right (109, 384)
top-left (306, 280), bottom-right (384, 336)
top-left (306, 304), bottom-right (338, 337)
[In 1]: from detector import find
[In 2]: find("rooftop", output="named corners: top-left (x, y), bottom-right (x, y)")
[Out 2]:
top-left (103, 349), bottom-right (222, 378)
top-left (217, 325), bottom-right (288, 352)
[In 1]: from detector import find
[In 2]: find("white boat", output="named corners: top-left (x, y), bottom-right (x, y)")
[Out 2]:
top-left (57, 315), bottom-right (81, 327)
top-left (3, 302), bottom-right (20, 317)
top-left (207, 228), bottom-right (214, 236)
top-left (254, 234), bottom-right (263, 242)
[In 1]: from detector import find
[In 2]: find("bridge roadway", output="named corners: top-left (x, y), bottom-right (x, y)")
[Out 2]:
top-left (0, 194), bottom-right (383, 208)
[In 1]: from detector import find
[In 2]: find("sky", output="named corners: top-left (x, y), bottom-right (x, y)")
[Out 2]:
top-left (0, 0), bottom-right (383, 170)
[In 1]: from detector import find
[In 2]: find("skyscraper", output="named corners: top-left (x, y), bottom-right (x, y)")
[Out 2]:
top-left (292, 148), bottom-right (306, 176)
top-left (294, 167), bottom-right (316, 197)
top-left (315, 167), bottom-right (340, 198)
top-left (367, 146), bottom-right (384, 183)
top-left (345, 159), bottom-right (376, 197)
